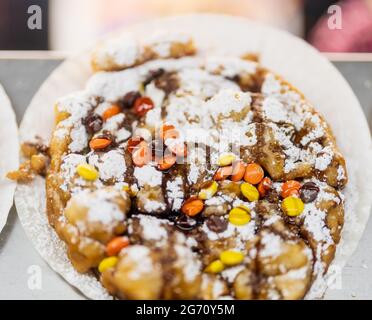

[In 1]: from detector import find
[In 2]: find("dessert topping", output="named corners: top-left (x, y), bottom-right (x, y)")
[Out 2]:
top-left (122, 91), bottom-right (141, 109)
top-left (213, 166), bottom-right (233, 181)
top-left (106, 236), bottom-right (129, 256)
top-left (181, 196), bottom-right (204, 217)
top-left (281, 196), bottom-right (305, 216)
top-left (217, 153), bottom-right (236, 167)
top-left (206, 216), bottom-right (228, 233)
top-left (159, 123), bottom-right (179, 140)
top-left (102, 104), bottom-right (121, 121)
top-left (240, 183), bottom-right (260, 202)
top-left (205, 260), bottom-right (225, 274)
top-left (127, 136), bottom-right (144, 153)
top-left (300, 182), bottom-right (320, 203)
top-left (258, 177), bottom-right (273, 197)
top-left (76, 163), bottom-right (99, 181)
top-left (220, 251), bottom-right (244, 266)
top-left (244, 163), bottom-right (264, 185)
top-left (85, 114), bottom-right (103, 134)
top-left (231, 161), bottom-right (246, 182)
top-left (157, 154), bottom-right (177, 171)
top-left (89, 137), bottom-right (112, 150)
top-left (228, 207), bottom-right (251, 226)
top-left (133, 96), bottom-right (154, 116)
top-left (198, 181), bottom-right (218, 200)
top-left (132, 141), bottom-right (151, 167)
top-left (98, 256), bottom-right (118, 273)
top-left (281, 180), bottom-right (302, 198)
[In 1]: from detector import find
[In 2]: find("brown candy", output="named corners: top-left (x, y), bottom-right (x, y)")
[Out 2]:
top-left (206, 216), bottom-right (228, 233)
top-left (122, 91), bottom-right (141, 109)
top-left (300, 182), bottom-right (320, 203)
top-left (85, 114), bottom-right (103, 134)
top-left (175, 215), bottom-right (197, 231)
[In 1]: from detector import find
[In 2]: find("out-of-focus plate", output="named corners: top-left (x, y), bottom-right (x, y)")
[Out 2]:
top-left (0, 84), bottom-right (18, 233)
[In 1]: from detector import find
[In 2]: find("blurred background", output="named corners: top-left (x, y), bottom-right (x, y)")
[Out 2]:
top-left (0, 0), bottom-right (372, 52)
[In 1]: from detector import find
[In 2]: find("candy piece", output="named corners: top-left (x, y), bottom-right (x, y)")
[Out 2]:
top-left (122, 91), bottom-right (141, 109)
top-left (175, 214), bottom-right (197, 231)
top-left (122, 185), bottom-right (130, 193)
top-left (300, 182), bottom-right (320, 203)
top-left (134, 96), bottom-right (154, 116)
top-left (281, 196), bottom-right (305, 217)
top-left (89, 137), bottom-right (112, 150)
top-left (85, 114), bottom-right (103, 134)
top-left (157, 154), bottom-right (177, 171)
top-left (231, 161), bottom-right (246, 182)
top-left (205, 260), bottom-right (225, 274)
top-left (213, 166), bottom-right (233, 181)
top-left (228, 207), bottom-right (251, 226)
top-left (240, 183), bottom-right (260, 202)
top-left (166, 139), bottom-right (187, 157)
top-left (98, 256), bottom-right (118, 273)
top-left (127, 136), bottom-right (144, 153)
top-left (206, 216), bottom-right (228, 233)
top-left (217, 153), bottom-right (236, 167)
top-left (258, 177), bottom-right (273, 197)
top-left (106, 236), bottom-right (129, 256)
top-left (220, 251), bottom-right (244, 266)
top-left (76, 163), bottom-right (99, 181)
top-left (132, 141), bottom-right (151, 167)
top-left (244, 163), bottom-right (264, 184)
top-left (198, 181), bottom-right (218, 200)
top-left (181, 197), bottom-right (204, 217)
top-left (281, 180), bottom-right (301, 198)
top-left (102, 104), bottom-right (121, 120)
top-left (160, 123), bottom-right (179, 140)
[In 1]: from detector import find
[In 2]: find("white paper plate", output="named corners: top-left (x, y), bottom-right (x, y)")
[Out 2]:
top-left (15, 14), bottom-right (372, 299)
top-left (0, 84), bottom-right (19, 233)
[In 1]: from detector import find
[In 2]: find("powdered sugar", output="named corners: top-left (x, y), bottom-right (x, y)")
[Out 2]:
top-left (89, 150), bottom-right (126, 182)
top-left (134, 164), bottom-right (162, 187)
top-left (166, 177), bottom-right (184, 211)
top-left (137, 214), bottom-right (169, 243)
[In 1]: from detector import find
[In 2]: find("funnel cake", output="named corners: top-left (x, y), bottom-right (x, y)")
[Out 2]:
top-left (21, 31), bottom-right (347, 299)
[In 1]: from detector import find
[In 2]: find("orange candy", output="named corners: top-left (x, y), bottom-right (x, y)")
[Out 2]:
top-left (89, 138), bottom-right (112, 150)
top-left (231, 161), bottom-right (247, 182)
top-left (160, 124), bottom-right (179, 141)
top-left (132, 141), bottom-right (151, 167)
top-left (244, 163), bottom-right (264, 185)
top-left (102, 104), bottom-right (121, 121)
top-left (214, 166), bottom-right (233, 181)
top-left (281, 180), bottom-right (301, 198)
top-left (127, 136), bottom-right (144, 154)
top-left (106, 236), bottom-right (129, 256)
top-left (134, 97), bottom-right (154, 117)
top-left (258, 177), bottom-right (273, 197)
top-left (167, 141), bottom-right (187, 157)
top-left (181, 197), bottom-right (204, 217)
top-left (157, 154), bottom-right (177, 171)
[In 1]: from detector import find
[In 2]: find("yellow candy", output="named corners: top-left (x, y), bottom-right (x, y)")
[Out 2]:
top-left (205, 260), bottom-right (225, 274)
top-left (98, 256), bottom-right (118, 273)
top-left (76, 163), bottom-right (99, 181)
top-left (217, 153), bottom-right (236, 167)
top-left (198, 181), bottom-right (218, 200)
top-left (229, 207), bottom-right (251, 226)
top-left (240, 183), bottom-right (259, 202)
top-left (281, 196), bottom-right (305, 217)
top-left (220, 251), bottom-right (245, 266)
